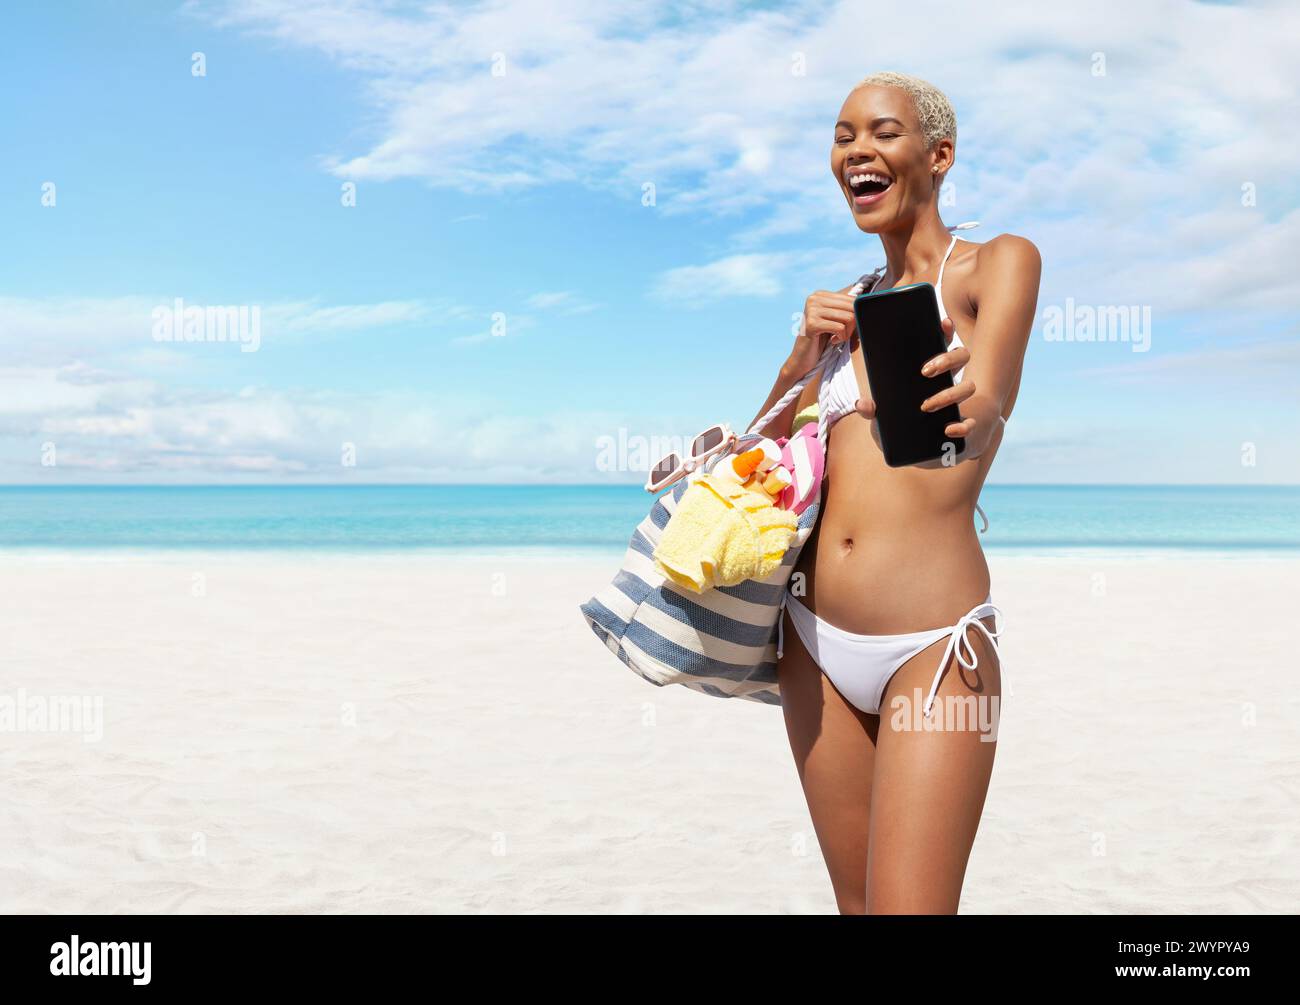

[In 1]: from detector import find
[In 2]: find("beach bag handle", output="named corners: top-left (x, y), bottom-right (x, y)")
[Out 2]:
top-left (742, 353), bottom-right (831, 452)
top-left (742, 265), bottom-right (886, 458)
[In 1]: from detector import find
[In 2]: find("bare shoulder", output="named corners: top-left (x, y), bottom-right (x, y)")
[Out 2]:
top-left (974, 233), bottom-right (1042, 276)
top-left (967, 234), bottom-right (1042, 322)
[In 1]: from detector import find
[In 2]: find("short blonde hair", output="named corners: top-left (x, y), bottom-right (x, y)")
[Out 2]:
top-left (855, 71), bottom-right (956, 150)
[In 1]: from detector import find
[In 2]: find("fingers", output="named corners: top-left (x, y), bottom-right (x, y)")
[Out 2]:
top-left (940, 317), bottom-right (955, 345)
top-left (944, 416), bottom-right (977, 438)
top-left (807, 310), bottom-right (856, 345)
top-left (920, 345), bottom-right (970, 377)
top-left (921, 378), bottom-right (976, 414)
top-left (802, 320), bottom-right (847, 344)
top-left (803, 322), bottom-right (849, 345)
top-left (854, 396), bottom-right (875, 418)
top-left (805, 291), bottom-right (859, 344)
top-left (805, 291), bottom-right (857, 318)
top-left (827, 319), bottom-right (857, 345)
top-left (807, 291), bottom-right (857, 311)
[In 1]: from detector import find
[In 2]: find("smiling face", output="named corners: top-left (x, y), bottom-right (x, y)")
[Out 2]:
top-left (832, 85), bottom-right (953, 233)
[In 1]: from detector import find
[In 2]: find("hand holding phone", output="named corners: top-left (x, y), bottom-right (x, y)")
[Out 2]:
top-left (853, 282), bottom-right (975, 466)
top-left (917, 317), bottom-right (975, 435)
top-left (852, 313), bottom-right (965, 421)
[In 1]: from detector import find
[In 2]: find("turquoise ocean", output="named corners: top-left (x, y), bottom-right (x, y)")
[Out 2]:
top-left (0, 485), bottom-right (1296, 555)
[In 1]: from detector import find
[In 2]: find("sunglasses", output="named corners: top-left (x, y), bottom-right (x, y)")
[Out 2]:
top-left (644, 424), bottom-right (737, 493)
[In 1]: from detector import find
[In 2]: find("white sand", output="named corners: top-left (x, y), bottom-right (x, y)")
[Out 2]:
top-left (1, 550), bottom-right (1296, 914)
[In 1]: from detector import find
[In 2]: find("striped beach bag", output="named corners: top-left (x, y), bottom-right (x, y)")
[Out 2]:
top-left (579, 349), bottom-right (841, 705)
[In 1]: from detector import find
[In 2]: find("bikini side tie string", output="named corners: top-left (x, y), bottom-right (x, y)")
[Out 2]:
top-left (922, 602), bottom-right (1010, 719)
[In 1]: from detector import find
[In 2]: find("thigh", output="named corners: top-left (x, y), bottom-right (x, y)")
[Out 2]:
top-left (865, 625), bottom-right (1002, 914)
top-left (777, 607), bottom-right (879, 915)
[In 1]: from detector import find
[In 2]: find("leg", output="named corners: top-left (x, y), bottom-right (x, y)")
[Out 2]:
top-left (865, 623), bottom-right (1001, 914)
top-left (777, 606), bottom-right (879, 915)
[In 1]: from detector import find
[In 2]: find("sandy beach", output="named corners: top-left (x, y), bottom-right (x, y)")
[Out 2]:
top-left (2, 550), bottom-right (1296, 914)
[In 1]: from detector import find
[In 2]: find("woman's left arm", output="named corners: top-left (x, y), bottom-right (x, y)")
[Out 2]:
top-left (922, 235), bottom-right (1041, 458)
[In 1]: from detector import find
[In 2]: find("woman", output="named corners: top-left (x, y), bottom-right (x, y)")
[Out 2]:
top-left (750, 72), bottom-right (1041, 914)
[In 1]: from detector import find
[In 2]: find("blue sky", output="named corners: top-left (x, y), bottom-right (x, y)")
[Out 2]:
top-left (1, 0), bottom-right (1296, 484)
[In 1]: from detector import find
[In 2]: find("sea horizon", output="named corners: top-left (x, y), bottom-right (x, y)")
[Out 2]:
top-left (1, 484), bottom-right (1296, 555)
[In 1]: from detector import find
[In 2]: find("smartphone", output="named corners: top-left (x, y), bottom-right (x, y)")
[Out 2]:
top-left (853, 282), bottom-right (964, 467)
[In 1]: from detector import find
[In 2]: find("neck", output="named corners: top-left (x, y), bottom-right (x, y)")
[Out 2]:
top-left (875, 206), bottom-right (954, 285)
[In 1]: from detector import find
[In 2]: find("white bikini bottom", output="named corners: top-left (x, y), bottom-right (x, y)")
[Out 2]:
top-left (780, 592), bottom-right (1007, 718)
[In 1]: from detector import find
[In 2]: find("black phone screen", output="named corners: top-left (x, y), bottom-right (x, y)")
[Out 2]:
top-left (853, 282), bottom-right (965, 467)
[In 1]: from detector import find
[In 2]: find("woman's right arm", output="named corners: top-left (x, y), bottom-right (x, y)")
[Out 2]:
top-left (747, 359), bottom-right (817, 442)
top-left (748, 285), bottom-right (859, 438)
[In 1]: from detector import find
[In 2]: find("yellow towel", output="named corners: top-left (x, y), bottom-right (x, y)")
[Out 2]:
top-left (791, 402), bottom-right (819, 435)
top-left (653, 474), bottom-right (798, 593)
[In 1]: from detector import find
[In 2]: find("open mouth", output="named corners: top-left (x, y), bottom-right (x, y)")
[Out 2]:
top-left (846, 170), bottom-right (893, 208)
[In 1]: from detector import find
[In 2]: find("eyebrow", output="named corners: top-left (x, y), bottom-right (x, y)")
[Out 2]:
top-left (835, 116), bottom-right (907, 131)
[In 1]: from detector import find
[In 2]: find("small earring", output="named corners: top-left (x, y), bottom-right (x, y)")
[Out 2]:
top-left (932, 166), bottom-right (939, 173)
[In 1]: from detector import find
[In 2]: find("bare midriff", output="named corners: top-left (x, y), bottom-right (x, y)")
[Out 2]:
top-left (792, 343), bottom-right (1005, 636)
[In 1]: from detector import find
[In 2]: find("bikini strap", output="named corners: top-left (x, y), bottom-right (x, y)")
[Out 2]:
top-left (922, 600), bottom-right (1011, 719)
top-left (855, 220), bottom-right (977, 302)
top-left (934, 234), bottom-right (959, 323)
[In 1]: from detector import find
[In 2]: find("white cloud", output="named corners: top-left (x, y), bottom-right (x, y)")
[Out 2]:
top-left (651, 253), bottom-right (792, 304)
top-left (0, 295), bottom-right (475, 365)
top-left (524, 291), bottom-right (599, 315)
top-left (195, 0), bottom-right (1300, 321)
top-left (268, 299), bottom-right (442, 332)
top-left (0, 281), bottom-right (686, 479)
top-left (1074, 336), bottom-right (1300, 383)
top-left (0, 363), bottom-right (685, 482)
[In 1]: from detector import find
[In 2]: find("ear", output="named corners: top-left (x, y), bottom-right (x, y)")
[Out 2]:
top-left (930, 137), bottom-right (955, 177)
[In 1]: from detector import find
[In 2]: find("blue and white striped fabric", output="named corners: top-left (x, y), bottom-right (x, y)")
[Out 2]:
top-left (579, 333), bottom-right (838, 704)
top-left (579, 473), bottom-right (821, 704)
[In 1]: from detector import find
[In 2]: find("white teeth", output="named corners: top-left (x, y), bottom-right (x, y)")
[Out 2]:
top-left (847, 171), bottom-right (891, 187)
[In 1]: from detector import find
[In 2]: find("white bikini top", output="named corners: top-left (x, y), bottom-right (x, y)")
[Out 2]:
top-left (819, 223), bottom-right (1009, 433)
